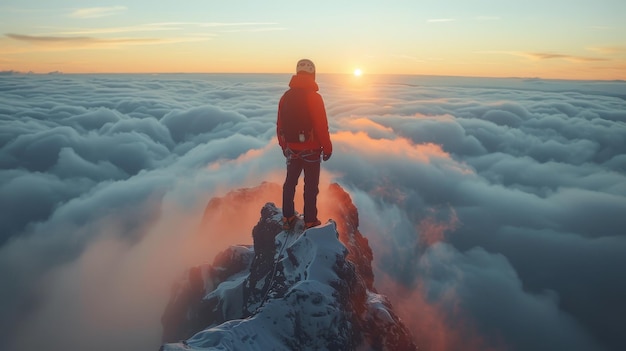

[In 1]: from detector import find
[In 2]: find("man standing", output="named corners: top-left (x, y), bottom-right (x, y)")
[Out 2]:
top-left (277, 59), bottom-right (332, 230)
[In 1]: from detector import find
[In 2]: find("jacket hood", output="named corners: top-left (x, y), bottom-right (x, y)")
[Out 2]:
top-left (288, 73), bottom-right (319, 91)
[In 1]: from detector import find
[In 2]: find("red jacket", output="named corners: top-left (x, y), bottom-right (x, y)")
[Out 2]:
top-left (277, 73), bottom-right (332, 154)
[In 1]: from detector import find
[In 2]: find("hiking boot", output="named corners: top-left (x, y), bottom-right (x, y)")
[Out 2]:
top-left (305, 220), bottom-right (322, 229)
top-left (282, 216), bottom-right (297, 230)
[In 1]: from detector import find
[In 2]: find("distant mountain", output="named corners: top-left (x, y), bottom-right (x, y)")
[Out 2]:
top-left (160, 183), bottom-right (417, 350)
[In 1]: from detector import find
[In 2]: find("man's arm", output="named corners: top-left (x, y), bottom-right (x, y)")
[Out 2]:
top-left (309, 92), bottom-right (332, 156)
top-left (276, 96), bottom-right (285, 150)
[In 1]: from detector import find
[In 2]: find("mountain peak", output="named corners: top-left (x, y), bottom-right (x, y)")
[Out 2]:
top-left (160, 183), bottom-right (417, 350)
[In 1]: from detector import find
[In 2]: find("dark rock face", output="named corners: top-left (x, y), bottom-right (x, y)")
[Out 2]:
top-left (160, 245), bottom-right (254, 343)
top-left (326, 183), bottom-right (375, 290)
top-left (160, 183), bottom-right (418, 351)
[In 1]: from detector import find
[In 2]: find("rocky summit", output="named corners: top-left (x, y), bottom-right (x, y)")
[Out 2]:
top-left (160, 183), bottom-right (418, 351)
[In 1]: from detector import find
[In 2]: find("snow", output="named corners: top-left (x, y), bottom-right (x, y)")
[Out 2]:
top-left (281, 222), bottom-right (346, 286)
top-left (162, 222), bottom-right (350, 350)
top-left (203, 272), bottom-right (247, 322)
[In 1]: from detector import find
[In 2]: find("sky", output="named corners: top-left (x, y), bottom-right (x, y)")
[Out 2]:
top-left (1, 0), bottom-right (626, 79)
top-left (1, 73), bottom-right (625, 351)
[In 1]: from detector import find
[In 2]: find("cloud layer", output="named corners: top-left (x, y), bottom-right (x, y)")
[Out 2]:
top-left (1, 73), bottom-right (625, 351)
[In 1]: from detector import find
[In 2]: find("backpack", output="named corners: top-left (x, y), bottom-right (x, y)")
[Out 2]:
top-left (280, 88), bottom-right (313, 143)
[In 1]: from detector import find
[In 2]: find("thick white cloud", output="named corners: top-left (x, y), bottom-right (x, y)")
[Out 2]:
top-left (0, 73), bottom-right (625, 351)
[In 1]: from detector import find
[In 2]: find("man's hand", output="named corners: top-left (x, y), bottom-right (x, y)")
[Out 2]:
top-left (322, 152), bottom-right (331, 161)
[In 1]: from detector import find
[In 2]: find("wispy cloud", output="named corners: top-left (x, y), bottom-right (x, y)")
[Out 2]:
top-left (2, 20), bottom-right (280, 53)
top-left (69, 6), bottom-right (127, 19)
top-left (479, 50), bottom-right (608, 63)
top-left (521, 52), bottom-right (608, 63)
top-left (5, 33), bottom-right (209, 49)
top-left (46, 22), bottom-right (282, 36)
top-left (587, 46), bottom-right (626, 55)
top-left (51, 23), bottom-right (185, 35)
top-left (427, 18), bottom-right (456, 23)
top-left (6, 33), bottom-right (159, 45)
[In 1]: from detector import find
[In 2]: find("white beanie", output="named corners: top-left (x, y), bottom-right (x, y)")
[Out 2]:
top-left (296, 59), bottom-right (315, 75)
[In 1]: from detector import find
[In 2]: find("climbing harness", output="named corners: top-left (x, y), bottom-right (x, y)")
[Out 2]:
top-left (284, 148), bottom-right (322, 165)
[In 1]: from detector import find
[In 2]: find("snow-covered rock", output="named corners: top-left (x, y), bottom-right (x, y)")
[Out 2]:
top-left (160, 183), bottom-right (417, 350)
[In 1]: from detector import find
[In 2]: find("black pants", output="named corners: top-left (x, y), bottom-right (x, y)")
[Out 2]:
top-left (282, 154), bottom-right (321, 223)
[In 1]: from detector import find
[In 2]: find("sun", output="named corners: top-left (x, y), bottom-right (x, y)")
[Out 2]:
top-left (353, 68), bottom-right (362, 77)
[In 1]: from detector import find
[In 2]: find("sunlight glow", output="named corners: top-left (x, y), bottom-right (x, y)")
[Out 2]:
top-left (1, 2), bottom-right (623, 79)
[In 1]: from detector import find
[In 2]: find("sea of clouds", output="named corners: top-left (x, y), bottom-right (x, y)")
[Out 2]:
top-left (1, 73), bottom-right (625, 351)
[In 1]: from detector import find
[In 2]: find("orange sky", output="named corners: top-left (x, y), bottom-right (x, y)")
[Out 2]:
top-left (1, 1), bottom-right (625, 80)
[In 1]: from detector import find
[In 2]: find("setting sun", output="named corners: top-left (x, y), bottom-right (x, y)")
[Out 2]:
top-left (354, 68), bottom-right (362, 77)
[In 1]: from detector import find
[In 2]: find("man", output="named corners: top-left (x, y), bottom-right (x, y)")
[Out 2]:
top-left (277, 59), bottom-right (332, 230)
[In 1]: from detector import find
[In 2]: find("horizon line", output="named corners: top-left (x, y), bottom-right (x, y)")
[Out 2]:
top-left (1, 70), bottom-right (624, 83)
